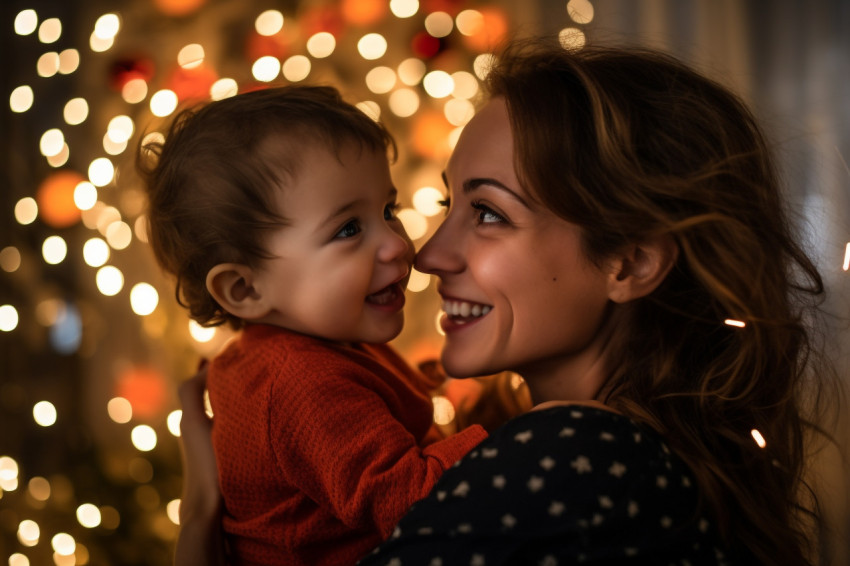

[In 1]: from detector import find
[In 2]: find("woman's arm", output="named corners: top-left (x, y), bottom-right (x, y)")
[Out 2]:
top-left (174, 367), bottom-right (228, 566)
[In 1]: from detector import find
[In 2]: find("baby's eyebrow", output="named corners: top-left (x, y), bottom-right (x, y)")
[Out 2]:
top-left (320, 198), bottom-right (364, 227)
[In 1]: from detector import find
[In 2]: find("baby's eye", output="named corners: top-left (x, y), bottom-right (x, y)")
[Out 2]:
top-left (471, 201), bottom-right (506, 224)
top-left (384, 202), bottom-right (401, 221)
top-left (334, 219), bottom-right (361, 239)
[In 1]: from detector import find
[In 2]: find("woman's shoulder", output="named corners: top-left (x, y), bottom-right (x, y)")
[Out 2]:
top-left (362, 404), bottom-right (735, 565)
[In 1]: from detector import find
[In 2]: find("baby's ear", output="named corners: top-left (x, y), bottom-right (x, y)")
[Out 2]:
top-left (606, 235), bottom-right (679, 304)
top-left (206, 263), bottom-right (270, 320)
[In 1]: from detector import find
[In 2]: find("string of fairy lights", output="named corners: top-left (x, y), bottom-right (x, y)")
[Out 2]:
top-left (0, 1), bottom-right (596, 564)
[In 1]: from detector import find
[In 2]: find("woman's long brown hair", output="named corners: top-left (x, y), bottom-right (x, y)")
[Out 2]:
top-left (486, 38), bottom-right (837, 564)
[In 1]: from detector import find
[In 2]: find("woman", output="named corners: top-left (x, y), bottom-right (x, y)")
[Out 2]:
top-left (177, 39), bottom-right (833, 565)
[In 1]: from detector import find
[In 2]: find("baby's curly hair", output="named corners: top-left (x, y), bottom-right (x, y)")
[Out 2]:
top-left (137, 85), bottom-right (396, 328)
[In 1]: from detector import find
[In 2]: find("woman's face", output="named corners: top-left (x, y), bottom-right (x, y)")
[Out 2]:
top-left (415, 98), bottom-right (615, 402)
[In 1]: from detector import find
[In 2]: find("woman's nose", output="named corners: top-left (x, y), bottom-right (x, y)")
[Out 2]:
top-left (414, 221), bottom-right (464, 275)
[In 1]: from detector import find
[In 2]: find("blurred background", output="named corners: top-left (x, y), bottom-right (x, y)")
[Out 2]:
top-left (0, 0), bottom-right (848, 564)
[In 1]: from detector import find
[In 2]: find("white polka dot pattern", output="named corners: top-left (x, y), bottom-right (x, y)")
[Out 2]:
top-left (360, 406), bottom-right (743, 565)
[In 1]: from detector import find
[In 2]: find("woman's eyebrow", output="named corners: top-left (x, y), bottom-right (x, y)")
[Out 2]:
top-left (441, 171), bottom-right (531, 208)
top-left (462, 177), bottom-right (531, 208)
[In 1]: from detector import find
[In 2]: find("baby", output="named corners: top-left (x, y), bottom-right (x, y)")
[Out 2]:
top-left (138, 85), bottom-right (487, 565)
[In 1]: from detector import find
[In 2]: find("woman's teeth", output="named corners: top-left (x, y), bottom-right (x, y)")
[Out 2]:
top-left (442, 300), bottom-right (491, 319)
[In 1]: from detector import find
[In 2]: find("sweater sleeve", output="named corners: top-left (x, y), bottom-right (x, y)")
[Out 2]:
top-left (269, 351), bottom-right (488, 539)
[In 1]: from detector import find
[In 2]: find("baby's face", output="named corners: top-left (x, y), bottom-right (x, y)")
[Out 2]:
top-left (251, 140), bottom-right (413, 344)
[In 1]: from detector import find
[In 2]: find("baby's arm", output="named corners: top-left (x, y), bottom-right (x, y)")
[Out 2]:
top-left (272, 362), bottom-right (488, 538)
top-left (174, 368), bottom-right (228, 566)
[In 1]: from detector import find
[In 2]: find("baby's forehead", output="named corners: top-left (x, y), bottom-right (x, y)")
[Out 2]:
top-left (260, 131), bottom-right (389, 177)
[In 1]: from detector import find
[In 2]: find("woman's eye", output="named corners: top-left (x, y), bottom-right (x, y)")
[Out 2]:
top-left (384, 202), bottom-right (401, 220)
top-left (334, 219), bottom-right (361, 239)
top-left (471, 201), bottom-right (506, 224)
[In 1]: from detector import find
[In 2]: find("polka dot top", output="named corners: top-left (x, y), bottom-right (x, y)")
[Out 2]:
top-left (360, 405), bottom-right (744, 565)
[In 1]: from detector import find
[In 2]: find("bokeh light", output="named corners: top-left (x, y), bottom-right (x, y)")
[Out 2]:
top-left (130, 283), bottom-right (159, 316)
top-left (189, 319), bottom-right (217, 343)
top-left (357, 33), bottom-right (388, 60)
top-left (33, 401), bottom-right (58, 427)
top-left (255, 10), bottom-right (284, 36)
top-left (306, 32), bottom-right (335, 58)
top-left (389, 0), bottom-right (419, 18)
top-left (0, 247), bottom-right (22, 273)
top-left (398, 58), bottom-right (426, 85)
top-left (567, 0), bottom-right (595, 24)
top-left (177, 43), bottom-right (205, 68)
top-left (38, 18), bottom-right (62, 44)
top-left (397, 208), bottom-right (428, 240)
top-left (58, 48), bottom-right (80, 74)
top-left (63, 97), bottom-right (89, 125)
top-left (88, 157), bottom-right (115, 187)
top-left (96, 265), bottom-right (125, 296)
top-left (42, 235), bottom-right (68, 265)
top-left (0, 305), bottom-right (19, 332)
top-left (77, 504), bottom-right (102, 528)
top-left (412, 186), bottom-right (445, 216)
top-left (14, 9), bottom-right (38, 36)
top-left (107, 396), bottom-right (133, 424)
top-left (150, 89), bottom-right (178, 116)
top-left (94, 13), bottom-right (120, 39)
top-left (388, 88), bottom-right (420, 117)
top-left (15, 197), bottom-right (38, 225)
top-left (282, 55), bottom-right (311, 82)
top-left (83, 237), bottom-right (110, 267)
top-left (252, 56), bottom-right (281, 82)
top-left (17, 519), bottom-right (39, 547)
top-left (10, 86), bottom-right (34, 113)
top-left (407, 268), bottom-right (430, 292)
top-left (131, 425), bottom-right (158, 451)
top-left (37, 170), bottom-right (85, 228)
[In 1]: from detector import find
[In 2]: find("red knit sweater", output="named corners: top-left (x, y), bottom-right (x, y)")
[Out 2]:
top-left (207, 324), bottom-right (487, 565)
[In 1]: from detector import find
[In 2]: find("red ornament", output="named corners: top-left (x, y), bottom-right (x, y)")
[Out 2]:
top-left (411, 31), bottom-right (444, 60)
top-left (166, 63), bottom-right (218, 102)
top-left (245, 30), bottom-right (292, 62)
top-left (422, 0), bottom-right (466, 16)
top-left (116, 367), bottom-right (168, 419)
top-left (108, 55), bottom-right (155, 92)
top-left (299, 5), bottom-right (344, 38)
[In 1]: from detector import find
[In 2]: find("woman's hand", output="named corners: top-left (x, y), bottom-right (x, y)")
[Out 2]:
top-left (174, 365), bottom-right (228, 566)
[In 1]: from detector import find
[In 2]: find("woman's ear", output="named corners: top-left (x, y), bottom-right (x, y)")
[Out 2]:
top-left (205, 264), bottom-right (270, 321)
top-left (606, 235), bottom-right (679, 303)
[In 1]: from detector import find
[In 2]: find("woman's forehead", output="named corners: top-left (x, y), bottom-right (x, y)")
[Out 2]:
top-left (445, 98), bottom-right (515, 185)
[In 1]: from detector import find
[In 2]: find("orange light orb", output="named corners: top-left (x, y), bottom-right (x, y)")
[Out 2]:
top-left (245, 30), bottom-right (291, 62)
top-left (37, 170), bottom-right (85, 228)
top-left (299, 6), bottom-right (344, 38)
top-left (341, 0), bottom-right (387, 26)
top-left (116, 367), bottom-right (167, 419)
top-left (461, 7), bottom-right (509, 52)
top-left (411, 111), bottom-right (455, 160)
top-left (167, 64), bottom-right (219, 101)
top-left (153, 0), bottom-right (207, 17)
